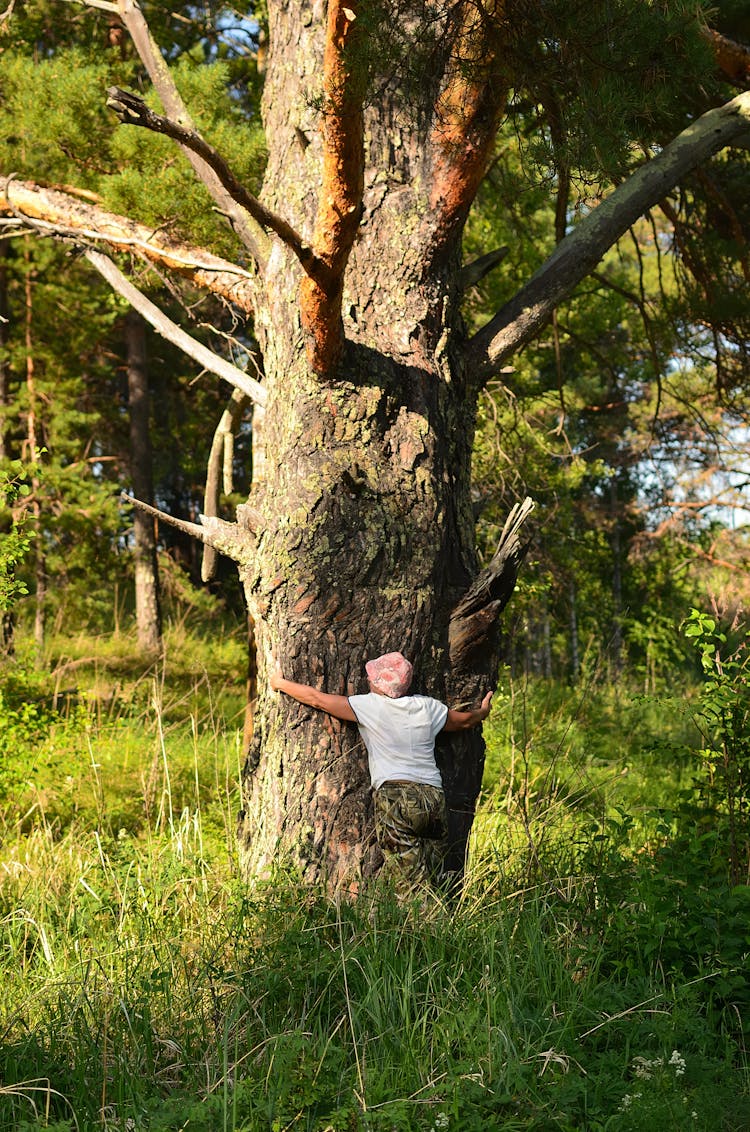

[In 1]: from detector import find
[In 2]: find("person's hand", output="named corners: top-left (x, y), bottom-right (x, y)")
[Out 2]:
top-left (480, 690), bottom-right (493, 717)
top-left (270, 665), bottom-right (284, 691)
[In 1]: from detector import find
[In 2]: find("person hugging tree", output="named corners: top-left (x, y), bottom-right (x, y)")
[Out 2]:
top-left (271, 651), bottom-right (492, 896)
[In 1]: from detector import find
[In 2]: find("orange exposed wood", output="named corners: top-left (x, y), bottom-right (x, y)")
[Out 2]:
top-left (300, 0), bottom-right (364, 373)
top-left (429, 1), bottom-right (509, 248)
top-left (703, 27), bottom-right (750, 86)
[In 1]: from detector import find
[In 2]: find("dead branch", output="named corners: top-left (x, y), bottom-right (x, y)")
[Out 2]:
top-left (85, 250), bottom-right (266, 406)
top-left (458, 247), bottom-right (509, 292)
top-left (299, 0), bottom-right (365, 373)
top-left (0, 177), bottom-right (255, 312)
top-left (449, 497), bottom-right (535, 671)
top-left (123, 492), bottom-right (210, 543)
top-left (122, 492), bottom-right (257, 565)
top-left (201, 389), bottom-right (251, 582)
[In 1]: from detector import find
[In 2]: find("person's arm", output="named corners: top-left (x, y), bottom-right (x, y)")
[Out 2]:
top-left (442, 691), bottom-right (493, 732)
top-left (270, 670), bottom-right (357, 722)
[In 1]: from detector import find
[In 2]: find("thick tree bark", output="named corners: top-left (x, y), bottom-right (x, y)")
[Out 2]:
top-left (125, 310), bottom-right (162, 653)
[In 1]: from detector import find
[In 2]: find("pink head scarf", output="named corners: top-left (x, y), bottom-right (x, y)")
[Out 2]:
top-left (365, 652), bottom-right (413, 698)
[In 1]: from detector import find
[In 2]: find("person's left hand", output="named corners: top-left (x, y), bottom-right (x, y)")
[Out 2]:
top-left (270, 665), bottom-right (284, 691)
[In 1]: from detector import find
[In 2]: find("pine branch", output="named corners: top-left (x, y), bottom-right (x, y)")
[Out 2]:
top-left (85, 250), bottom-right (266, 406)
top-left (466, 90), bottom-right (750, 383)
top-left (106, 87), bottom-right (326, 284)
top-left (299, 0), bottom-right (365, 373)
top-left (703, 26), bottom-right (750, 88)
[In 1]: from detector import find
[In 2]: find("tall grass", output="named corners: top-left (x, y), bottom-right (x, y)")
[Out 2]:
top-left (1, 640), bottom-right (748, 1131)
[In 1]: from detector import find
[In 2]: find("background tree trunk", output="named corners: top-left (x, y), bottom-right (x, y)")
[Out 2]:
top-left (125, 310), bottom-right (162, 653)
top-left (0, 239), bottom-right (14, 655)
top-left (569, 580), bottom-right (580, 681)
top-left (23, 249), bottom-right (45, 661)
top-left (0, 239), bottom-right (9, 462)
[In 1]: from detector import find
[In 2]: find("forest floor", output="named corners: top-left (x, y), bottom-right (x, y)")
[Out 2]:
top-left (0, 622), bottom-right (748, 1131)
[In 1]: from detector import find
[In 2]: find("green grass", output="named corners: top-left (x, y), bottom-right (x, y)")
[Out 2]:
top-left (0, 633), bottom-right (748, 1131)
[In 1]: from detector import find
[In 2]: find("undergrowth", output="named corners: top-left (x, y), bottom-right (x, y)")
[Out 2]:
top-left (0, 628), bottom-right (748, 1130)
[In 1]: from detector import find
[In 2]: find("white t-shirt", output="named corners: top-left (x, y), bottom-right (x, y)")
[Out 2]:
top-left (348, 692), bottom-right (448, 789)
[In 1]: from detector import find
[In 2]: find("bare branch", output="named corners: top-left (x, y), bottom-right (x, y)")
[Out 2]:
top-left (85, 249), bottom-right (266, 406)
top-left (299, 0), bottom-right (365, 373)
top-left (0, 177), bottom-right (255, 312)
top-left (458, 247), bottom-right (508, 292)
top-left (467, 90), bottom-right (750, 383)
top-left (122, 493), bottom-right (257, 565)
top-left (106, 88), bottom-right (325, 283)
top-left (201, 389), bottom-right (250, 583)
top-left (123, 492), bottom-right (210, 544)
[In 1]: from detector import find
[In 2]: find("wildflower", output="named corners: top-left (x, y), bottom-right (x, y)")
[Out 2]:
top-left (619, 1092), bottom-right (643, 1111)
top-left (632, 1055), bottom-right (663, 1080)
top-left (669, 1049), bottom-right (686, 1076)
top-left (431, 1115), bottom-right (449, 1131)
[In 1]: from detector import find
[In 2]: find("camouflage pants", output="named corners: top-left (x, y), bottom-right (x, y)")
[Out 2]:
top-left (373, 782), bottom-right (448, 895)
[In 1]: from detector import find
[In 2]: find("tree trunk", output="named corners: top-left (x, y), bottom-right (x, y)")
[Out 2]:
top-left (125, 310), bottom-right (162, 653)
top-left (542, 609), bottom-right (552, 679)
top-left (0, 239), bottom-right (14, 655)
top-left (610, 477), bottom-right (623, 676)
top-left (231, 6), bottom-right (515, 890)
top-left (0, 239), bottom-right (9, 461)
top-left (569, 579), bottom-right (580, 681)
top-left (23, 248), bottom-right (45, 662)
